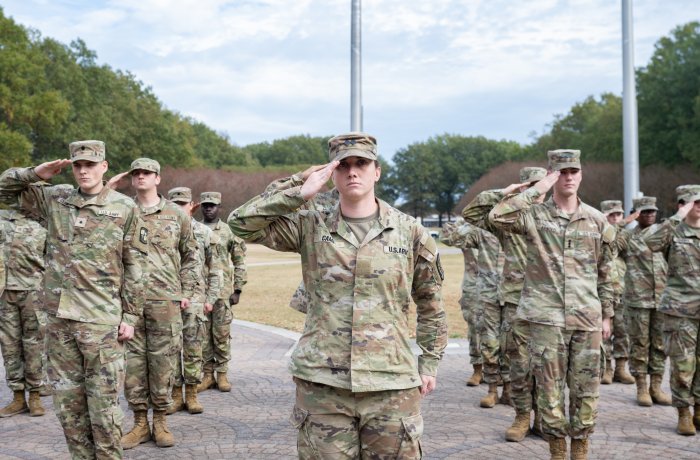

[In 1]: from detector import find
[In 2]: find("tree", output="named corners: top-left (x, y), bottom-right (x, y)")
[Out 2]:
top-left (244, 135), bottom-right (330, 167)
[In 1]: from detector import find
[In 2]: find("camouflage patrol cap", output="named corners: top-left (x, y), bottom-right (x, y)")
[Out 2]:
top-left (600, 200), bottom-right (624, 215)
top-left (519, 167), bottom-right (547, 183)
top-left (200, 191), bottom-right (221, 205)
top-left (328, 132), bottom-right (378, 162)
top-left (547, 149), bottom-right (581, 171)
top-left (129, 158), bottom-right (161, 175)
top-left (676, 185), bottom-right (693, 203)
top-left (680, 185), bottom-right (700, 203)
top-left (168, 187), bottom-right (192, 203)
top-left (69, 140), bottom-right (105, 163)
top-left (632, 196), bottom-right (658, 212)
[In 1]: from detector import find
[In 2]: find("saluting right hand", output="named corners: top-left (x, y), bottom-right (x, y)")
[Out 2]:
top-left (502, 181), bottom-right (529, 196)
top-left (300, 161), bottom-right (339, 201)
top-left (106, 171), bottom-right (130, 190)
top-left (677, 200), bottom-right (695, 220)
top-left (533, 170), bottom-right (560, 195)
top-left (34, 159), bottom-right (72, 180)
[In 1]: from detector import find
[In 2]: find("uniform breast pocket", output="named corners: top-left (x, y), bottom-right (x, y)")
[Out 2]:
top-left (151, 221), bottom-right (181, 252)
top-left (671, 238), bottom-right (699, 274)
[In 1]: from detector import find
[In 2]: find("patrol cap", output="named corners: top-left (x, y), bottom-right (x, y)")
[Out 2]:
top-left (632, 196), bottom-right (658, 212)
top-left (547, 149), bottom-right (581, 171)
top-left (168, 187), bottom-right (192, 203)
top-left (328, 132), bottom-right (378, 162)
top-left (69, 140), bottom-right (105, 163)
top-left (680, 185), bottom-right (700, 203)
top-left (519, 167), bottom-right (547, 184)
top-left (200, 191), bottom-right (221, 205)
top-left (676, 185), bottom-right (693, 203)
top-left (129, 158), bottom-right (160, 175)
top-left (600, 200), bottom-right (624, 216)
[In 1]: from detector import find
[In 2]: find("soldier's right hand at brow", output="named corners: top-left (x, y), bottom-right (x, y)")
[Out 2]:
top-left (299, 164), bottom-right (327, 181)
top-left (106, 171), bottom-right (130, 190)
top-left (533, 170), bottom-right (560, 195)
top-left (677, 200), bottom-right (695, 219)
top-left (34, 159), bottom-right (72, 180)
top-left (301, 161), bottom-right (339, 201)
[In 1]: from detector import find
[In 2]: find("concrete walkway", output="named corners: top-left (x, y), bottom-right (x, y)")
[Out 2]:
top-left (0, 321), bottom-right (698, 459)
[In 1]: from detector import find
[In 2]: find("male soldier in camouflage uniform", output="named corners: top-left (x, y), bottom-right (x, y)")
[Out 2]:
top-left (119, 158), bottom-right (200, 449)
top-left (613, 196), bottom-right (671, 405)
top-left (439, 219), bottom-right (483, 386)
top-left (462, 166), bottom-right (547, 441)
top-left (167, 187), bottom-right (225, 415)
top-left (598, 200), bottom-right (634, 385)
top-left (198, 191), bottom-right (247, 392)
top-left (643, 187), bottom-right (700, 435)
top-left (490, 150), bottom-right (615, 460)
top-left (443, 217), bottom-right (506, 407)
top-left (0, 140), bottom-right (146, 459)
top-left (0, 207), bottom-right (47, 417)
top-left (229, 132), bottom-right (447, 459)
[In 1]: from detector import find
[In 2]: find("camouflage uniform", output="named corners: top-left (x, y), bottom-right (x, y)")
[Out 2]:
top-left (0, 140), bottom-right (147, 459)
top-left (201, 193), bottom-right (247, 377)
top-left (229, 132), bottom-right (447, 458)
top-left (0, 209), bottom-right (47, 394)
top-left (489, 151), bottom-right (615, 441)
top-left (440, 222), bottom-right (481, 366)
top-left (614, 199), bottom-right (668, 378)
top-left (125, 164), bottom-right (200, 413)
top-left (643, 193), bottom-right (700, 410)
top-left (462, 168), bottom-right (547, 419)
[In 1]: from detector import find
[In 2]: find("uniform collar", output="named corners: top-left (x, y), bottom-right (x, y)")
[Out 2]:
top-left (137, 194), bottom-right (166, 215)
top-left (326, 199), bottom-right (394, 248)
top-left (545, 196), bottom-right (587, 222)
top-left (64, 182), bottom-right (112, 208)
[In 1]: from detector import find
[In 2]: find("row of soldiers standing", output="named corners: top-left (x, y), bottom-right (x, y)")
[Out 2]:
top-left (441, 151), bottom-right (700, 460)
top-left (0, 141), bottom-right (247, 458)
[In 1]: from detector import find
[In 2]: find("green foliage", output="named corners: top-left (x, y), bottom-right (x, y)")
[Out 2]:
top-left (638, 21), bottom-right (700, 168)
top-left (243, 135), bottom-right (330, 167)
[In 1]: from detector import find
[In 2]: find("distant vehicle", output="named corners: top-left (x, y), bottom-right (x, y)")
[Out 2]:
top-left (429, 230), bottom-right (440, 238)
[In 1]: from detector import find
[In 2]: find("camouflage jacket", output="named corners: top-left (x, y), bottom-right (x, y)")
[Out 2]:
top-left (643, 215), bottom-right (700, 319)
top-left (0, 167), bottom-right (146, 326)
top-left (228, 184), bottom-right (447, 392)
top-left (489, 188), bottom-right (616, 331)
top-left (0, 223), bottom-right (5, 294)
top-left (462, 189), bottom-right (531, 306)
top-left (139, 196), bottom-right (200, 301)
top-left (205, 219), bottom-right (247, 296)
top-left (440, 221), bottom-right (502, 306)
top-left (439, 223), bottom-right (479, 307)
top-left (614, 225), bottom-right (667, 309)
top-left (191, 220), bottom-right (226, 306)
top-left (0, 209), bottom-right (46, 291)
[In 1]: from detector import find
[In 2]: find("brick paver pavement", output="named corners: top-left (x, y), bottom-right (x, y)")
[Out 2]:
top-left (0, 320), bottom-right (698, 459)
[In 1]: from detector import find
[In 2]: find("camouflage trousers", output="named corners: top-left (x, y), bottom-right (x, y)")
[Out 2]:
top-left (0, 289), bottom-right (46, 391)
top-left (460, 294), bottom-right (482, 365)
top-left (125, 300), bottom-right (182, 412)
top-left (479, 301), bottom-right (511, 384)
top-left (202, 298), bottom-right (233, 373)
top-left (662, 315), bottom-right (700, 408)
top-left (173, 303), bottom-right (207, 386)
top-left (507, 310), bottom-right (537, 415)
top-left (46, 315), bottom-right (125, 460)
top-left (528, 323), bottom-right (601, 439)
top-left (602, 301), bottom-right (629, 360)
top-left (291, 378), bottom-right (423, 459)
top-left (627, 307), bottom-right (666, 376)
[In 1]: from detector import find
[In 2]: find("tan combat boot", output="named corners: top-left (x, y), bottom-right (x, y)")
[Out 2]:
top-left (613, 358), bottom-right (634, 384)
top-left (499, 382), bottom-right (512, 406)
top-left (166, 385), bottom-right (185, 415)
top-left (466, 364), bottom-right (483, 387)
top-left (570, 438), bottom-right (589, 460)
top-left (635, 375), bottom-right (652, 407)
top-left (0, 391), bottom-right (28, 418)
top-left (185, 384), bottom-right (203, 414)
top-left (197, 371), bottom-right (216, 393)
top-left (505, 411), bottom-right (530, 442)
top-left (649, 374), bottom-right (672, 406)
top-left (27, 391), bottom-right (45, 417)
top-left (532, 407), bottom-right (544, 439)
top-left (600, 360), bottom-right (613, 385)
top-left (152, 410), bottom-right (176, 447)
top-left (677, 407), bottom-right (696, 436)
top-left (122, 410), bottom-right (151, 449)
top-left (479, 383), bottom-right (498, 408)
top-left (694, 404), bottom-right (700, 429)
top-left (217, 372), bottom-right (232, 392)
top-left (548, 437), bottom-right (567, 460)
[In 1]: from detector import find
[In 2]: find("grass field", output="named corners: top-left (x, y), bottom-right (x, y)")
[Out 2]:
top-left (234, 244), bottom-right (468, 338)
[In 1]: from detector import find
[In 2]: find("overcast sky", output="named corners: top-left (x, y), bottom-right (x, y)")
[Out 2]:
top-left (2, 0), bottom-right (696, 160)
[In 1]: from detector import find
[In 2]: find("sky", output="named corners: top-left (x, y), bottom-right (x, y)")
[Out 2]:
top-left (1, 0), bottom-right (697, 160)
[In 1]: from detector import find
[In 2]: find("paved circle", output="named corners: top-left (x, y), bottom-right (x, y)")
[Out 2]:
top-left (0, 322), bottom-right (698, 459)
